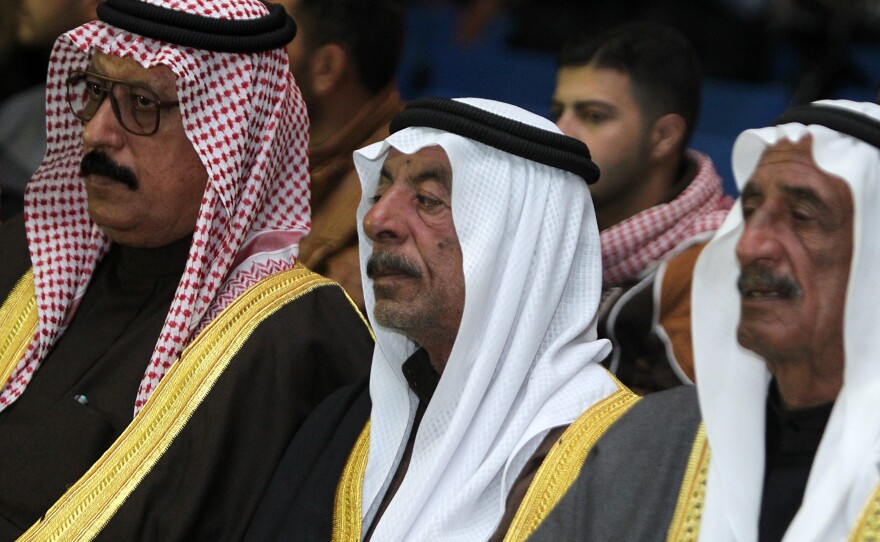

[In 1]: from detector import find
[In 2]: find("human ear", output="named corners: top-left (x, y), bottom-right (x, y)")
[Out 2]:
top-left (310, 43), bottom-right (349, 98)
top-left (650, 113), bottom-right (686, 161)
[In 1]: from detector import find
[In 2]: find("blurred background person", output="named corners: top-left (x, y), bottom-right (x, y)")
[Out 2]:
top-left (0, 0), bottom-right (100, 221)
top-left (275, 0), bottom-right (406, 313)
top-left (551, 22), bottom-right (732, 393)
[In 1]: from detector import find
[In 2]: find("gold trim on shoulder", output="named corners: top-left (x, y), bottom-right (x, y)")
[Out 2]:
top-left (330, 375), bottom-right (640, 542)
top-left (849, 483), bottom-right (880, 541)
top-left (333, 420), bottom-right (372, 542)
top-left (667, 423), bottom-right (710, 542)
top-left (503, 380), bottom-right (641, 542)
top-left (0, 269), bottom-right (37, 391)
top-left (19, 264), bottom-right (338, 541)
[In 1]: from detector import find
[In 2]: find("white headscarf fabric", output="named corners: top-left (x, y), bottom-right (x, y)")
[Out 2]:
top-left (692, 99), bottom-right (880, 541)
top-left (353, 97), bottom-right (617, 541)
top-left (0, 0), bottom-right (310, 416)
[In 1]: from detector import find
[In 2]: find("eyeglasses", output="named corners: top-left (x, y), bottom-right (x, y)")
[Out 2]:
top-left (66, 70), bottom-right (180, 136)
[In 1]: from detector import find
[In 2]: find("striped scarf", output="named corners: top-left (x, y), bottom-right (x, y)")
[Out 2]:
top-left (600, 150), bottom-right (732, 288)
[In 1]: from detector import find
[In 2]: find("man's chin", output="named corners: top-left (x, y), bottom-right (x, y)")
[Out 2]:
top-left (736, 320), bottom-right (795, 362)
top-left (738, 293), bottom-right (799, 324)
top-left (91, 218), bottom-right (151, 247)
top-left (372, 278), bottom-right (419, 301)
top-left (371, 301), bottom-right (408, 331)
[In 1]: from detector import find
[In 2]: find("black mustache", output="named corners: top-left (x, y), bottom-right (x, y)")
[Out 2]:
top-left (737, 264), bottom-right (802, 298)
top-left (366, 252), bottom-right (422, 279)
top-left (80, 150), bottom-right (138, 190)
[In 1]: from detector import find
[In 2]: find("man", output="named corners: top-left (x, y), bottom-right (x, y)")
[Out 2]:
top-left (530, 99), bottom-right (880, 541)
top-left (244, 97), bottom-right (641, 541)
top-left (551, 22), bottom-right (731, 393)
top-left (275, 0), bottom-right (405, 312)
top-left (0, 0), bottom-right (372, 539)
top-left (0, 0), bottom-right (100, 221)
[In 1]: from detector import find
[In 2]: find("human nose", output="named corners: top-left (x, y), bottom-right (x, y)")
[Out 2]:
top-left (363, 185), bottom-right (408, 244)
top-left (82, 94), bottom-right (124, 150)
top-left (555, 110), bottom-right (577, 138)
top-left (735, 210), bottom-right (784, 267)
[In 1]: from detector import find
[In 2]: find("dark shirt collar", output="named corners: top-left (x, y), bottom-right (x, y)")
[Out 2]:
top-left (760, 380), bottom-right (834, 542)
top-left (401, 348), bottom-right (440, 405)
top-left (766, 379), bottom-right (834, 459)
top-left (115, 234), bottom-right (193, 280)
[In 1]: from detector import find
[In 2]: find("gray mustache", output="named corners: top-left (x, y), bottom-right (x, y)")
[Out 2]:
top-left (737, 264), bottom-right (802, 298)
top-left (366, 252), bottom-right (422, 279)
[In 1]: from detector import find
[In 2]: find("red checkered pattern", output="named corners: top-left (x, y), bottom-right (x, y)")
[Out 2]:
top-left (600, 151), bottom-right (732, 288)
top-left (0, 0), bottom-right (310, 416)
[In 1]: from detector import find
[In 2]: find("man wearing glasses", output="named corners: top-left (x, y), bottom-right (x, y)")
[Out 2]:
top-left (0, 0), bottom-right (371, 539)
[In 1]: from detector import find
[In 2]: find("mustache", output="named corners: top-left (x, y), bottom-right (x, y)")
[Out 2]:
top-left (366, 251), bottom-right (422, 280)
top-left (80, 150), bottom-right (138, 190)
top-left (737, 264), bottom-right (802, 298)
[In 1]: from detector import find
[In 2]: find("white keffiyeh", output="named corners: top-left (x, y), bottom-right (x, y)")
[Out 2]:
top-left (353, 97), bottom-right (617, 541)
top-left (693, 99), bottom-right (880, 541)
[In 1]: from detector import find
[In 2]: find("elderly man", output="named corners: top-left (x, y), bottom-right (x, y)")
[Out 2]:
top-left (244, 97), bottom-right (640, 541)
top-left (552, 23), bottom-right (732, 393)
top-left (1, 0), bottom-right (101, 220)
top-left (0, 0), bottom-right (371, 539)
top-left (529, 99), bottom-right (880, 541)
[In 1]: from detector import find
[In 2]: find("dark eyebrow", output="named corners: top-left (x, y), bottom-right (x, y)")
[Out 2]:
top-left (572, 100), bottom-right (616, 113)
top-left (378, 164), bottom-right (452, 191)
top-left (378, 165), bottom-right (392, 184)
top-left (86, 61), bottom-right (168, 97)
top-left (779, 183), bottom-right (833, 215)
top-left (411, 166), bottom-right (451, 191)
top-left (740, 181), bottom-right (763, 201)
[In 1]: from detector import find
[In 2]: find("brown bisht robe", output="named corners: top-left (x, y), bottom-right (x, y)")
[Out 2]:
top-left (297, 85), bottom-right (404, 313)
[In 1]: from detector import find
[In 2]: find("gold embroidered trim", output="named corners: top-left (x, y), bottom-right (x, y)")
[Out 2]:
top-left (332, 420), bottom-right (372, 542)
top-left (849, 483), bottom-right (880, 541)
top-left (0, 270), bottom-right (37, 391)
top-left (19, 264), bottom-right (337, 541)
top-left (503, 384), bottom-right (641, 542)
top-left (667, 423), bottom-right (710, 542)
top-left (330, 376), bottom-right (639, 542)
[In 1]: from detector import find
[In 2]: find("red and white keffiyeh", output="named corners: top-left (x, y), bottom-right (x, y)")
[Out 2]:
top-left (600, 150), bottom-right (732, 289)
top-left (0, 0), bottom-right (310, 416)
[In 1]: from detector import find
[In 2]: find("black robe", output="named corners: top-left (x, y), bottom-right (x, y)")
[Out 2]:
top-left (243, 376), bottom-right (372, 540)
top-left (0, 215), bottom-right (373, 540)
top-left (244, 350), bottom-right (575, 541)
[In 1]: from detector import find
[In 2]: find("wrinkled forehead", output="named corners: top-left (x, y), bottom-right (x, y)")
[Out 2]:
top-left (87, 51), bottom-right (178, 97)
top-left (745, 136), bottom-right (854, 218)
top-left (380, 145), bottom-right (453, 188)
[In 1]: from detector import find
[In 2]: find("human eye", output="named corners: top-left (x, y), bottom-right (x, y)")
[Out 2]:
top-left (84, 79), bottom-right (108, 99)
top-left (130, 90), bottom-right (159, 111)
top-left (369, 185), bottom-right (388, 205)
top-left (577, 108), bottom-right (608, 124)
top-left (791, 205), bottom-right (816, 223)
top-left (549, 103), bottom-right (563, 122)
top-left (417, 194), bottom-right (444, 210)
top-left (415, 182), bottom-right (450, 213)
top-left (739, 184), bottom-right (762, 220)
